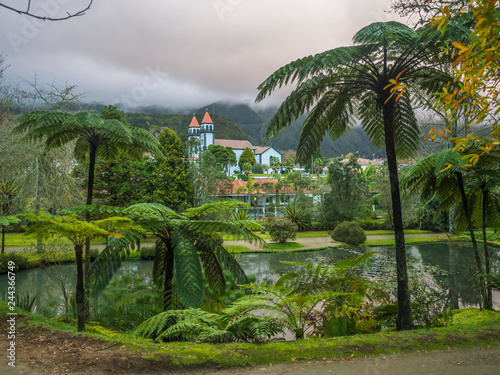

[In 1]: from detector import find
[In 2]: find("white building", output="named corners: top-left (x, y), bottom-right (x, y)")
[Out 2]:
top-left (187, 110), bottom-right (282, 175)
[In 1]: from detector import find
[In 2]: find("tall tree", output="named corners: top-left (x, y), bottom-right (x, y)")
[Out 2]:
top-left (427, 1), bottom-right (500, 163)
top-left (124, 201), bottom-right (264, 311)
top-left (324, 153), bottom-right (369, 226)
top-left (92, 157), bottom-right (155, 207)
top-left (13, 105), bottom-right (162, 315)
top-left (152, 127), bottom-right (192, 212)
top-left (24, 212), bottom-right (134, 332)
top-left (205, 145), bottom-right (237, 173)
top-left (188, 152), bottom-right (233, 207)
top-left (255, 21), bottom-right (453, 330)
top-left (0, 179), bottom-right (21, 253)
top-left (403, 147), bottom-right (500, 309)
top-left (238, 146), bottom-right (256, 172)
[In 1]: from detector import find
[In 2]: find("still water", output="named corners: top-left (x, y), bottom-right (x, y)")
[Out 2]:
top-left (1, 243), bottom-right (497, 316)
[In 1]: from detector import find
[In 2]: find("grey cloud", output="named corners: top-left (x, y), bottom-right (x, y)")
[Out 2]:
top-left (0, 0), bottom-right (406, 110)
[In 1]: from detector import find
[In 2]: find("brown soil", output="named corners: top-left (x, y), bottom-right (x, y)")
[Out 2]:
top-left (1, 317), bottom-right (499, 375)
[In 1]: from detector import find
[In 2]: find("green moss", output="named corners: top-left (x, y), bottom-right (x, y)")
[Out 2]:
top-left (3, 301), bottom-right (499, 370)
top-left (142, 355), bottom-right (162, 361)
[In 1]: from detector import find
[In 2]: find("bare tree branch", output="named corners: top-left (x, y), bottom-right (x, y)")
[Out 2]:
top-left (0, 0), bottom-right (93, 21)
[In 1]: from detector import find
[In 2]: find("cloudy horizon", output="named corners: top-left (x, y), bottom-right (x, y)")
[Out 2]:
top-left (0, 0), bottom-right (407, 112)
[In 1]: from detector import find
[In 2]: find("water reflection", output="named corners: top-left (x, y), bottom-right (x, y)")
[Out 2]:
top-left (0, 243), bottom-right (497, 317)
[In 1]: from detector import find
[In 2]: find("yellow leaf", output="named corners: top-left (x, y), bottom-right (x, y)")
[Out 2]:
top-left (451, 41), bottom-right (470, 54)
top-left (444, 6), bottom-right (450, 18)
top-left (439, 163), bottom-right (453, 173)
top-left (423, 128), bottom-right (435, 143)
top-left (437, 130), bottom-right (447, 139)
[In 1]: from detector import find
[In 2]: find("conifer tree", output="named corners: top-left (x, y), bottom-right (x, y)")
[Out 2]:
top-left (152, 128), bottom-right (192, 211)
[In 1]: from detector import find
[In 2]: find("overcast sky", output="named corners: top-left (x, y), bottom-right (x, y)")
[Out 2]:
top-left (0, 0), bottom-right (407, 111)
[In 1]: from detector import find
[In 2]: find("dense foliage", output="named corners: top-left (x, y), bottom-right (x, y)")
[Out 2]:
top-left (151, 128), bottom-right (192, 212)
top-left (331, 221), bottom-right (367, 245)
top-left (267, 218), bottom-right (298, 243)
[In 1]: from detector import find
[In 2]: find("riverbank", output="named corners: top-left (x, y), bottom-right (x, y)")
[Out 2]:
top-left (0, 301), bottom-right (498, 374)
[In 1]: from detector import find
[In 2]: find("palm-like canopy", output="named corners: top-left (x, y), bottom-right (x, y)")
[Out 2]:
top-left (403, 147), bottom-right (500, 309)
top-left (256, 21), bottom-right (452, 330)
top-left (13, 106), bottom-right (162, 207)
top-left (257, 22), bottom-right (448, 159)
top-left (124, 201), bottom-right (265, 310)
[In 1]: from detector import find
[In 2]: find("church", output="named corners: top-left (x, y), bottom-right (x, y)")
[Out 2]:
top-left (187, 110), bottom-right (282, 175)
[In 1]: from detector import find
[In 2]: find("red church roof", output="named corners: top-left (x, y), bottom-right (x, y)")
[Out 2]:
top-left (202, 111), bottom-right (213, 124)
top-left (189, 115), bottom-right (200, 128)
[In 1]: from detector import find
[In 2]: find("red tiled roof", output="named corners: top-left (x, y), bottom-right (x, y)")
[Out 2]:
top-left (189, 115), bottom-right (200, 128)
top-left (202, 111), bottom-right (213, 124)
top-left (253, 146), bottom-right (270, 155)
top-left (214, 139), bottom-right (254, 150)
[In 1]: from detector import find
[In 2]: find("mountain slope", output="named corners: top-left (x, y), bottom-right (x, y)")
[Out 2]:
top-left (126, 112), bottom-right (252, 143)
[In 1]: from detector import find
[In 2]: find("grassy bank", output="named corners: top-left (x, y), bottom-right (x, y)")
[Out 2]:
top-left (1, 300), bottom-right (498, 369)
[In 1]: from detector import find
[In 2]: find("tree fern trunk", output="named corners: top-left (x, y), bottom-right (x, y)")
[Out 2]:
top-left (1, 225), bottom-right (5, 253)
top-left (84, 144), bottom-right (97, 322)
top-left (382, 104), bottom-right (412, 331)
top-left (163, 245), bottom-right (175, 311)
top-left (456, 171), bottom-right (485, 308)
top-left (482, 185), bottom-right (492, 310)
top-left (75, 244), bottom-right (85, 332)
top-left (35, 155), bottom-right (44, 253)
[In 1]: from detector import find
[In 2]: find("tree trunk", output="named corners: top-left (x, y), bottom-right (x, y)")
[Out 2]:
top-left (84, 144), bottom-right (97, 322)
top-left (75, 244), bottom-right (85, 332)
top-left (482, 185), bottom-right (492, 310)
top-left (382, 103), bottom-right (412, 331)
top-left (1, 225), bottom-right (5, 253)
top-left (456, 171), bottom-right (485, 308)
top-left (163, 243), bottom-right (175, 311)
top-left (35, 155), bottom-right (44, 253)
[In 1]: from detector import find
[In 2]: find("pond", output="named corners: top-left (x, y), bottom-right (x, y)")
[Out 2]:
top-left (1, 242), bottom-right (498, 317)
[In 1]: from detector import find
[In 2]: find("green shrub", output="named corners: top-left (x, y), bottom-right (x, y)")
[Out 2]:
top-left (268, 219), bottom-right (298, 243)
top-left (251, 163), bottom-right (264, 174)
top-left (140, 246), bottom-right (156, 260)
top-left (331, 221), bottom-right (366, 245)
top-left (284, 204), bottom-right (311, 231)
top-left (0, 252), bottom-right (29, 273)
top-left (358, 218), bottom-right (387, 230)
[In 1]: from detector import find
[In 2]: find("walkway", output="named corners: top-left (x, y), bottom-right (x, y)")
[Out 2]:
top-left (224, 233), bottom-right (448, 251)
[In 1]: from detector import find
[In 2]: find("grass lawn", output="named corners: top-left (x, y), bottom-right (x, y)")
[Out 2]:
top-left (364, 229), bottom-right (435, 236)
top-left (2, 233), bottom-right (157, 248)
top-left (3, 233), bottom-right (107, 248)
top-left (268, 241), bottom-right (303, 249)
top-left (223, 245), bottom-right (250, 253)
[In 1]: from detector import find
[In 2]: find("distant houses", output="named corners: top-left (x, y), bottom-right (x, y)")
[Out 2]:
top-left (187, 110), bottom-right (282, 175)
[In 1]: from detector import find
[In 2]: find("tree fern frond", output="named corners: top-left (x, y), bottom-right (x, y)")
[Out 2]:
top-left (212, 240), bottom-right (248, 285)
top-left (173, 229), bottom-right (204, 308)
top-left (197, 236), bottom-right (226, 297)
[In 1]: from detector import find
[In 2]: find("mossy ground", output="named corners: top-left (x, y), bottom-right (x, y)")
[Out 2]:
top-left (1, 300), bottom-right (498, 369)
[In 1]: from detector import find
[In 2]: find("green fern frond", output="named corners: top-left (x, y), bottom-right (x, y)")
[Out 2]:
top-left (173, 229), bottom-right (204, 308)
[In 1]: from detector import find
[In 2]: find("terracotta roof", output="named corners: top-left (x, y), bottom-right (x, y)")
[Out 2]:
top-left (214, 139), bottom-right (254, 150)
top-left (201, 111), bottom-right (213, 124)
top-left (340, 158), bottom-right (382, 166)
top-left (253, 146), bottom-right (270, 155)
top-left (225, 179), bottom-right (300, 195)
top-left (189, 115), bottom-right (200, 128)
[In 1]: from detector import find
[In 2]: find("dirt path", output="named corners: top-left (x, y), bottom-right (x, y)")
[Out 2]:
top-left (203, 346), bottom-right (500, 375)
top-left (224, 233), bottom-right (448, 251)
top-left (1, 321), bottom-right (498, 375)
